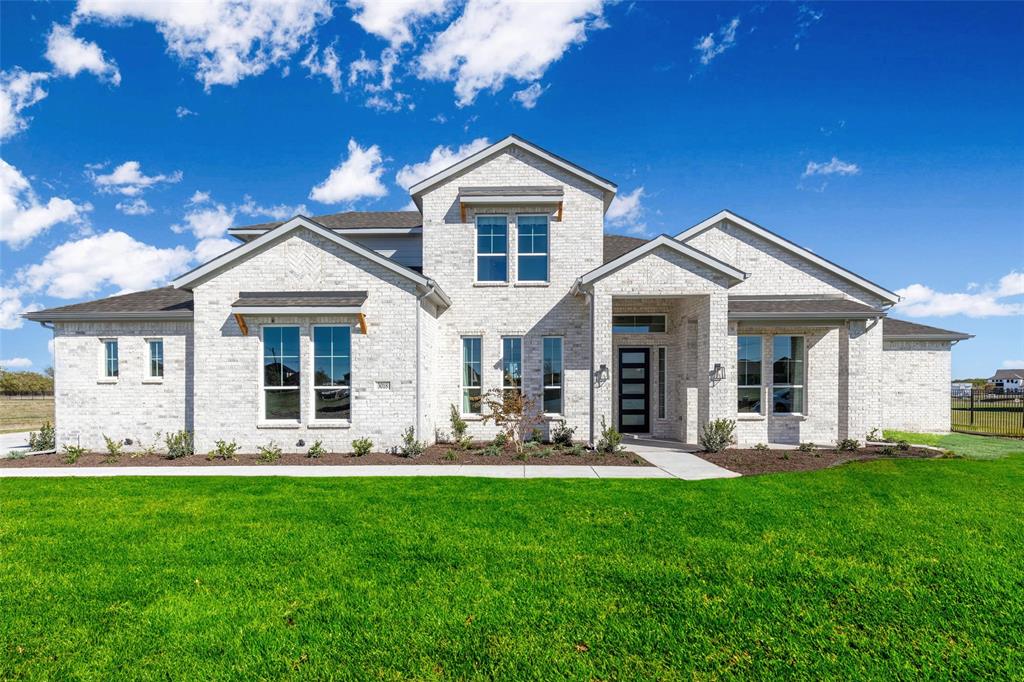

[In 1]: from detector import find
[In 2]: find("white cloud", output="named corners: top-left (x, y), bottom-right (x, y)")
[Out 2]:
top-left (0, 357), bottom-right (33, 369)
top-left (302, 42), bottom-right (342, 93)
top-left (188, 190), bottom-right (211, 205)
top-left (695, 17), bottom-right (740, 65)
top-left (19, 230), bottom-right (193, 299)
top-left (1002, 360), bottom-right (1024, 369)
top-left (605, 186), bottom-right (646, 233)
top-left (349, 51), bottom-right (378, 86)
top-left (802, 156), bottom-right (860, 177)
top-left (45, 23), bottom-right (121, 85)
top-left (73, 0), bottom-right (333, 90)
top-left (0, 286), bottom-right (39, 330)
top-left (193, 237), bottom-right (238, 263)
top-left (417, 0), bottom-right (605, 107)
top-left (794, 4), bottom-right (824, 51)
top-left (0, 68), bottom-right (50, 141)
top-left (346, 0), bottom-right (452, 47)
top-left (348, 48), bottom-right (410, 111)
top-left (115, 197), bottom-right (153, 215)
top-left (0, 159), bottom-right (92, 248)
top-left (237, 195), bottom-right (308, 220)
top-left (172, 200), bottom-right (235, 240)
top-left (309, 138), bottom-right (388, 204)
top-left (175, 105), bottom-right (197, 118)
top-left (89, 160), bottom-right (183, 196)
top-left (395, 137), bottom-right (490, 190)
top-left (511, 82), bottom-right (546, 109)
top-left (894, 271), bottom-right (1024, 318)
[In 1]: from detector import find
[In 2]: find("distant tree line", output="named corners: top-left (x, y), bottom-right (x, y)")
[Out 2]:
top-left (0, 369), bottom-right (54, 395)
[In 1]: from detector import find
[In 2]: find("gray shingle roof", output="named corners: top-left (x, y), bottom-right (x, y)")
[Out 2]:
top-left (883, 318), bottom-right (972, 340)
top-left (232, 291), bottom-right (368, 308)
top-left (233, 210), bottom-right (422, 232)
top-left (991, 369), bottom-right (1024, 380)
top-left (23, 287), bottom-right (194, 321)
top-left (459, 186), bottom-right (563, 197)
top-left (729, 298), bottom-right (884, 319)
top-left (603, 234), bottom-right (647, 263)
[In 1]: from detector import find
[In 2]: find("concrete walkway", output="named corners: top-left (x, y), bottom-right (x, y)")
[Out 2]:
top-left (0, 438), bottom-right (739, 480)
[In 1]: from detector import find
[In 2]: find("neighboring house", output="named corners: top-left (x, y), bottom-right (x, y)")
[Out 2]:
top-left (951, 382), bottom-right (973, 397)
top-left (991, 369), bottom-right (1024, 392)
top-left (25, 135), bottom-right (973, 451)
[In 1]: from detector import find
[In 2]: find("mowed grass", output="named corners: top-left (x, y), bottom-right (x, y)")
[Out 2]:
top-left (2, 454), bottom-right (1023, 679)
top-left (0, 397), bottom-right (53, 434)
top-left (886, 429), bottom-right (1024, 460)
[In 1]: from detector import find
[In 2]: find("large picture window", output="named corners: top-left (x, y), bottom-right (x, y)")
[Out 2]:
top-left (103, 339), bottom-right (118, 378)
top-left (517, 215), bottom-right (548, 282)
top-left (502, 336), bottom-right (522, 398)
top-left (313, 326), bottom-right (351, 421)
top-left (462, 337), bottom-right (482, 413)
top-left (543, 337), bottom-right (563, 414)
top-left (772, 335), bottom-right (805, 414)
top-left (737, 335), bottom-right (762, 414)
top-left (476, 215), bottom-right (508, 282)
top-left (263, 326), bottom-right (300, 421)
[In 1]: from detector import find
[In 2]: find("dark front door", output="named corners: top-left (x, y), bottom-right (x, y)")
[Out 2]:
top-left (618, 348), bottom-right (650, 433)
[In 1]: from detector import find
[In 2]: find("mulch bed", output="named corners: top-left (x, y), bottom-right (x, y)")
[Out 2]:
top-left (699, 444), bottom-right (946, 476)
top-left (1, 443), bottom-right (650, 468)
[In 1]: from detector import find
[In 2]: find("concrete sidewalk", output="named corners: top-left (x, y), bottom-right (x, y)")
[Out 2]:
top-left (0, 431), bottom-right (31, 458)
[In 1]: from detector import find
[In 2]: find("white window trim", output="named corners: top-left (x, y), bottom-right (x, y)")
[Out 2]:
top-left (501, 336), bottom-right (523, 395)
top-left (461, 336), bottom-right (483, 417)
top-left (310, 324), bottom-right (352, 425)
top-left (542, 336), bottom-right (564, 416)
top-left (657, 346), bottom-right (667, 420)
top-left (737, 335), bottom-right (763, 416)
top-left (98, 338), bottom-right (119, 383)
top-left (474, 214), bottom-right (509, 284)
top-left (612, 314), bottom-right (668, 334)
top-left (259, 324), bottom-right (302, 425)
top-left (514, 213), bottom-right (550, 285)
top-left (771, 334), bottom-right (807, 416)
top-left (144, 338), bottom-right (164, 383)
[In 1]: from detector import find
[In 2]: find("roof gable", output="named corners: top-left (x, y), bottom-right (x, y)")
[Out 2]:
top-left (677, 210), bottom-right (900, 304)
top-left (408, 134), bottom-right (617, 209)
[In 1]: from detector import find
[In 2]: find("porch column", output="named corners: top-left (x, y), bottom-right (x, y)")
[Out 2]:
top-left (702, 291), bottom-right (735, 431)
top-left (590, 290), bottom-right (614, 444)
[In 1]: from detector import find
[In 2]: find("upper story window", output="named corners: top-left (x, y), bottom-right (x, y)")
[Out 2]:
top-left (148, 339), bottom-right (164, 378)
top-left (772, 335), bottom-right (805, 414)
top-left (502, 336), bottom-right (522, 398)
top-left (263, 326), bottom-right (300, 421)
top-left (517, 215), bottom-right (548, 282)
top-left (462, 337), bottom-right (482, 413)
top-left (737, 335), bottom-right (762, 414)
top-left (103, 339), bottom-right (118, 378)
top-left (612, 315), bottom-right (666, 334)
top-left (476, 215), bottom-right (508, 282)
top-left (313, 326), bottom-right (351, 422)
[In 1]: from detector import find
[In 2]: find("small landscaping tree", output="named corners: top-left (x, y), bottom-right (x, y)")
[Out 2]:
top-left (596, 416), bottom-right (623, 454)
top-left (478, 388), bottom-right (544, 456)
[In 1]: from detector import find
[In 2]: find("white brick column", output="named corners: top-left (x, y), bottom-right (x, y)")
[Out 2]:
top-left (590, 290), bottom-right (613, 443)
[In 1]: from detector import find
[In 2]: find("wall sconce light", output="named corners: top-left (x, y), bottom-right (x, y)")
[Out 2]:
top-left (710, 363), bottom-right (725, 382)
top-left (596, 363), bottom-right (610, 384)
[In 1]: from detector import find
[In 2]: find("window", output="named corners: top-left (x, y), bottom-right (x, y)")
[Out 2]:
top-left (772, 335), bottom-right (805, 414)
top-left (517, 215), bottom-right (548, 282)
top-left (657, 347), bottom-right (667, 419)
top-left (543, 337), bottom-right (563, 414)
top-left (262, 326), bottom-right (300, 421)
top-left (103, 339), bottom-right (118, 378)
top-left (476, 215), bottom-right (508, 282)
top-left (462, 337), bottom-right (482, 413)
top-left (148, 339), bottom-right (164, 378)
top-left (502, 336), bottom-right (522, 398)
top-left (737, 335), bottom-right (762, 414)
top-left (612, 315), bottom-right (666, 334)
top-left (313, 326), bottom-right (351, 421)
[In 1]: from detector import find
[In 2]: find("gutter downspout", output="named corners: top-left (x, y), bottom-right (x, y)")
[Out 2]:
top-left (586, 288), bottom-right (595, 446)
top-left (415, 289), bottom-right (426, 441)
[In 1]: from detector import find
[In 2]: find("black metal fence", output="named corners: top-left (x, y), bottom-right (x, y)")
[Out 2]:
top-left (951, 388), bottom-right (1024, 437)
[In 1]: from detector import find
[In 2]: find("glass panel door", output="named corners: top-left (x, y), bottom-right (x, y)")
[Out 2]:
top-left (618, 347), bottom-right (650, 433)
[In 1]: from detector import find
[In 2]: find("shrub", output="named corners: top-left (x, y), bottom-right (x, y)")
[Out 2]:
top-left (352, 437), bottom-right (373, 457)
top-left (529, 428), bottom-right (543, 443)
top-left (880, 445), bottom-right (898, 456)
top-left (165, 430), bottom-right (194, 459)
top-left (835, 438), bottom-right (860, 452)
top-left (28, 421), bottom-right (55, 451)
top-left (7, 450), bottom-right (26, 460)
top-left (449, 404), bottom-right (468, 440)
top-left (102, 435), bottom-right (124, 463)
top-left (61, 444), bottom-right (86, 464)
top-left (257, 442), bottom-right (282, 463)
top-left (569, 442), bottom-right (586, 457)
top-left (866, 427), bottom-right (882, 442)
top-left (896, 440), bottom-right (910, 451)
top-left (551, 420), bottom-right (575, 447)
top-left (596, 416), bottom-right (623, 454)
top-left (492, 431), bottom-right (508, 448)
top-left (443, 449), bottom-right (458, 462)
top-left (700, 418), bottom-right (736, 453)
top-left (457, 435), bottom-right (473, 450)
top-left (399, 427), bottom-right (425, 459)
top-left (307, 440), bottom-right (327, 458)
top-left (797, 442), bottom-right (815, 453)
top-left (482, 444), bottom-right (502, 457)
top-left (208, 439), bottom-right (239, 461)
top-left (754, 442), bottom-right (770, 453)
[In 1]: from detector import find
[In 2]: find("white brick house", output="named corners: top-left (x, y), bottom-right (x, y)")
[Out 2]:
top-left (26, 135), bottom-right (972, 452)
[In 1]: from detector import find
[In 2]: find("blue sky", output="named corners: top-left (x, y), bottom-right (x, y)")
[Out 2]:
top-left (1, 1), bottom-right (1021, 378)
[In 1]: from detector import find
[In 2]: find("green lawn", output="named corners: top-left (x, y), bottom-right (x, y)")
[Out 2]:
top-left (2, 453), bottom-right (1023, 679)
top-left (885, 429), bottom-right (1024, 459)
